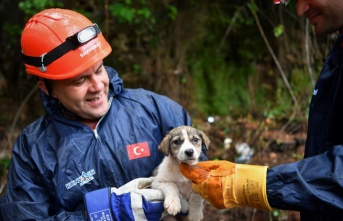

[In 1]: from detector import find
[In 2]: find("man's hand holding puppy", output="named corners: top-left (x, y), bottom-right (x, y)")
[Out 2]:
top-left (180, 161), bottom-right (272, 211)
top-left (84, 178), bottom-right (169, 221)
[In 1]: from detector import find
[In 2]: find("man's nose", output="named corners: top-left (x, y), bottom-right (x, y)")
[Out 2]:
top-left (89, 75), bottom-right (103, 92)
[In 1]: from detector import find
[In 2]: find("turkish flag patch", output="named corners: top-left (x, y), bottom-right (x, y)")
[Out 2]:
top-left (127, 142), bottom-right (151, 160)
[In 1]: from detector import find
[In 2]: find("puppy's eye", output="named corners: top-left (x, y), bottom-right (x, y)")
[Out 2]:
top-left (193, 138), bottom-right (199, 143)
top-left (173, 139), bottom-right (181, 145)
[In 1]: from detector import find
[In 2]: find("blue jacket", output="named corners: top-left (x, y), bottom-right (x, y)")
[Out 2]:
top-left (267, 34), bottom-right (343, 220)
top-left (0, 67), bottom-right (192, 220)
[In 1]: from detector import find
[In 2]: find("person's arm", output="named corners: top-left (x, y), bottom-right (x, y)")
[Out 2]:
top-left (180, 145), bottom-right (343, 212)
top-left (267, 145), bottom-right (343, 212)
top-left (0, 135), bottom-right (86, 221)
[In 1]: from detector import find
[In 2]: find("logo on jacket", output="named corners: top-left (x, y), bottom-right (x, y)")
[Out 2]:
top-left (65, 169), bottom-right (96, 189)
top-left (127, 142), bottom-right (151, 160)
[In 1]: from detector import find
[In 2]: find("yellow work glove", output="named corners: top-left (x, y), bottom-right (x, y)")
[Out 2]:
top-left (180, 160), bottom-right (272, 211)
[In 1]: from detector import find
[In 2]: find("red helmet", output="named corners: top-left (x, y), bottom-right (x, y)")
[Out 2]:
top-left (21, 8), bottom-right (112, 80)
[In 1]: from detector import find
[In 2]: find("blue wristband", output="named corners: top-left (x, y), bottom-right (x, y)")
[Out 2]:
top-left (84, 188), bottom-right (114, 221)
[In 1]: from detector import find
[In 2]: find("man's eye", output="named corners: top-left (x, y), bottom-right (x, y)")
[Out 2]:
top-left (96, 66), bottom-right (103, 75)
top-left (74, 78), bottom-right (86, 85)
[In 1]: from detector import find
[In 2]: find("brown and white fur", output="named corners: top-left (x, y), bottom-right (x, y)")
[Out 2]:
top-left (151, 126), bottom-right (210, 221)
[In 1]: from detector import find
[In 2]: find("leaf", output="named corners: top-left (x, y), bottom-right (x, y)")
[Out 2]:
top-left (109, 3), bottom-right (136, 23)
top-left (274, 24), bottom-right (284, 37)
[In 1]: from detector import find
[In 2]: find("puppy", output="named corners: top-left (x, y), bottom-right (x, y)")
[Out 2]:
top-left (151, 126), bottom-right (210, 221)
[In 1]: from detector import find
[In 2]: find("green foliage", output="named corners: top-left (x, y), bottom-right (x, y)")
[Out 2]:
top-left (19, 0), bottom-right (63, 16)
top-left (185, 2), bottom-right (273, 118)
top-left (246, 1), bottom-right (259, 14)
top-left (109, 1), bottom-right (155, 24)
top-left (191, 50), bottom-right (253, 117)
top-left (3, 23), bottom-right (22, 45)
top-left (0, 157), bottom-right (10, 176)
top-left (272, 209), bottom-right (288, 220)
top-left (1, 0), bottom-right (327, 128)
top-left (109, 3), bottom-right (136, 23)
top-left (166, 5), bottom-right (178, 20)
top-left (274, 24), bottom-right (284, 37)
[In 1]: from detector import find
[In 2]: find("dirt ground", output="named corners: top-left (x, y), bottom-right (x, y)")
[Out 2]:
top-left (195, 117), bottom-right (306, 221)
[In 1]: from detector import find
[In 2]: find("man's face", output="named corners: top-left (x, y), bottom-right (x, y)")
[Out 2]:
top-left (296, 0), bottom-right (343, 35)
top-left (50, 60), bottom-right (110, 121)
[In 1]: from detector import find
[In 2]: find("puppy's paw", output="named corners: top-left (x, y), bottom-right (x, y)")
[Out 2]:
top-left (164, 196), bottom-right (181, 215)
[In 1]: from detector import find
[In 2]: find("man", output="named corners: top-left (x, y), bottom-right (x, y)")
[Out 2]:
top-left (0, 8), bottom-right (203, 220)
top-left (180, 0), bottom-right (343, 220)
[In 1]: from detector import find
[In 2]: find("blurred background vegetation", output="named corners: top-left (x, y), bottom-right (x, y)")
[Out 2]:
top-left (0, 0), bottom-right (336, 220)
top-left (0, 0), bottom-right (331, 188)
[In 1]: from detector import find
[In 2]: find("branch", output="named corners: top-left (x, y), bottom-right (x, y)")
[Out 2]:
top-left (249, 0), bottom-right (301, 120)
top-left (305, 19), bottom-right (316, 87)
top-left (216, 6), bottom-right (244, 52)
top-left (9, 85), bottom-right (37, 147)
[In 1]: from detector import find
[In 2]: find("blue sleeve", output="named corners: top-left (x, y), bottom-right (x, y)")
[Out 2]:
top-left (0, 136), bottom-right (85, 221)
top-left (267, 145), bottom-right (343, 212)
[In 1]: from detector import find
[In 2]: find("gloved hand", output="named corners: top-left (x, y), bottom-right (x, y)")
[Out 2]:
top-left (180, 160), bottom-right (272, 211)
top-left (84, 178), bottom-right (168, 221)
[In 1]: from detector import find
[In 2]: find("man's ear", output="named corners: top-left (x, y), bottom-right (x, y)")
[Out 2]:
top-left (37, 79), bottom-right (49, 96)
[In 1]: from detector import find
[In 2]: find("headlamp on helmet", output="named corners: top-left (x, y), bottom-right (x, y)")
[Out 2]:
top-left (69, 24), bottom-right (100, 46)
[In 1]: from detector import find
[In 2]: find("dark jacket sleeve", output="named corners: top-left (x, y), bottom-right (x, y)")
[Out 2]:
top-left (0, 135), bottom-right (86, 221)
top-left (266, 145), bottom-right (343, 212)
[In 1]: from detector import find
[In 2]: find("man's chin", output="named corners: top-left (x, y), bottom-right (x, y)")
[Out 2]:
top-left (87, 103), bottom-right (109, 117)
top-left (89, 111), bottom-right (108, 120)
top-left (80, 108), bottom-right (108, 121)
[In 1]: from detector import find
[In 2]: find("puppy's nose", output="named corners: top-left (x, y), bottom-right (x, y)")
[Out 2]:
top-left (185, 149), bottom-right (194, 157)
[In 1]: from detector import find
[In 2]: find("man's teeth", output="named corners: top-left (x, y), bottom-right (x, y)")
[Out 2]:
top-left (89, 96), bottom-right (100, 102)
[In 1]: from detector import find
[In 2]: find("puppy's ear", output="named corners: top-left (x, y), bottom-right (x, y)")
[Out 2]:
top-left (158, 133), bottom-right (171, 156)
top-left (199, 130), bottom-right (211, 150)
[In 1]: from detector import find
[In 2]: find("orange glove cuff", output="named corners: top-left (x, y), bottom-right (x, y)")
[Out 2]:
top-left (231, 164), bottom-right (272, 211)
